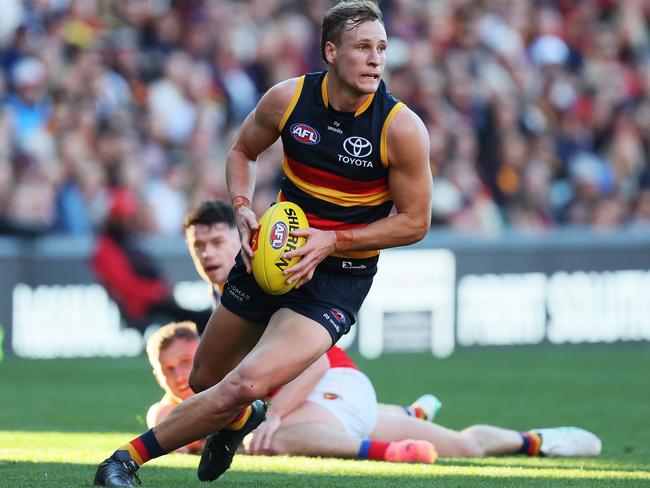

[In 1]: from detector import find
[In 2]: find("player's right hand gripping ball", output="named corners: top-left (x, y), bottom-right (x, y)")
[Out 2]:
top-left (251, 201), bottom-right (308, 295)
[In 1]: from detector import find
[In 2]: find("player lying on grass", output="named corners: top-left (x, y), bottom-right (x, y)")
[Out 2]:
top-left (145, 321), bottom-right (441, 462)
top-left (146, 321), bottom-right (602, 463)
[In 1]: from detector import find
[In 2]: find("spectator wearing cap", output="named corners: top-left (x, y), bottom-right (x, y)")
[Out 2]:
top-left (3, 57), bottom-right (51, 145)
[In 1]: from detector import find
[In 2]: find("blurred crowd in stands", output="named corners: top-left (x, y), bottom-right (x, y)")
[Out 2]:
top-left (2, 0), bottom-right (650, 238)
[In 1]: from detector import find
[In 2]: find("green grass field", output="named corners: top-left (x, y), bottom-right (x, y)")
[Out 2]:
top-left (1, 345), bottom-right (649, 487)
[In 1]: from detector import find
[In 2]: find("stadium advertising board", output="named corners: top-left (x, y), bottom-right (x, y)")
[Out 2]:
top-left (3, 231), bottom-right (650, 358)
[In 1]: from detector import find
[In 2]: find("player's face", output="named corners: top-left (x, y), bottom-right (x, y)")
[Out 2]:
top-left (330, 19), bottom-right (387, 95)
top-left (156, 338), bottom-right (198, 401)
top-left (185, 223), bottom-right (240, 288)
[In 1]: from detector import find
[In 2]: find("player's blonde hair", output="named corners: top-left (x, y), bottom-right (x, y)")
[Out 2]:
top-left (321, 0), bottom-right (383, 63)
top-left (146, 321), bottom-right (199, 369)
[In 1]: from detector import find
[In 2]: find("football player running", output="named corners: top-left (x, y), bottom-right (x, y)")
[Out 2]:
top-left (94, 2), bottom-right (433, 484)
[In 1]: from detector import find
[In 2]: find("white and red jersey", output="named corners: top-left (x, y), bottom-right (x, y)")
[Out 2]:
top-left (326, 345), bottom-right (358, 370)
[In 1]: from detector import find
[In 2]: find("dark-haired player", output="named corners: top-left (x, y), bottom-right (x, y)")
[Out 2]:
top-left (183, 200), bottom-right (240, 305)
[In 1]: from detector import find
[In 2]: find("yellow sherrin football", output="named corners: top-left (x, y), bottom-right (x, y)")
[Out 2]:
top-left (251, 201), bottom-right (309, 295)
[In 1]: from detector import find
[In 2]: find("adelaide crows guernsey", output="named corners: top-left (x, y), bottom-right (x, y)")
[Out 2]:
top-left (278, 71), bottom-right (404, 260)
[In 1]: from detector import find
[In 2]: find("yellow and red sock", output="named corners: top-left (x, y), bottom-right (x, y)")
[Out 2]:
top-left (357, 439), bottom-right (391, 460)
top-left (406, 405), bottom-right (428, 420)
top-left (519, 431), bottom-right (542, 456)
top-left (225, 404), bottom-right (252, 431)
top-left (117, 428), bottom-right (167, 466)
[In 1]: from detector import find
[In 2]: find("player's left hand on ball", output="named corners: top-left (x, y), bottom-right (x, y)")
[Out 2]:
top-left (234, 206), bottom-right (259, 273)
top-left (282, 228), bottom-right (336, 288)
top-left (249, 412), bottom-right (281, 455)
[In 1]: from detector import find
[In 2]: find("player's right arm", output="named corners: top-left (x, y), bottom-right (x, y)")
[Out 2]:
top-left (226, 78), bottom-right (299, 272)
top-left (283, 106), bottom-right (432, 287)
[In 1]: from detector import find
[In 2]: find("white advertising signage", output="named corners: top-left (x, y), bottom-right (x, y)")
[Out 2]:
top-left (10, 251), bottom-right (650, 358)
top-left (357, 249), bottom-right (456, 358)
top-left (11, 281), bottom-right (211, 358)
top-left (457, 270), bottom-right (650, 347)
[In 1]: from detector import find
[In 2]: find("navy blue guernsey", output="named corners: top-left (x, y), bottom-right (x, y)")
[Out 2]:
top-left (277, 71), bottom-right (405, 259)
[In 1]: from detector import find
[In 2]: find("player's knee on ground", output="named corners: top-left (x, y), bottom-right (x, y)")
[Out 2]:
top-left (454, 426), bottom-right (489, 457)
top-left (263, 426), bottom-right (295, 456)
top-left (266, 424), bottom-right (332, 457)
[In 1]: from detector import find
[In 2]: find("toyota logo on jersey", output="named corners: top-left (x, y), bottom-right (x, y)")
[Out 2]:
top-left (343, 136), bottom-right (372, 158)
top-left (269, 222), bottom-right (288, 249)
top-left (291, 123), bottom-right (320, 145)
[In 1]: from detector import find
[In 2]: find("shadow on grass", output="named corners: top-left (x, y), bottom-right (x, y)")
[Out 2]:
top-left (439, 456), bottom-right (650, 473)
top-left (1, 461), bottom-right (649, 488)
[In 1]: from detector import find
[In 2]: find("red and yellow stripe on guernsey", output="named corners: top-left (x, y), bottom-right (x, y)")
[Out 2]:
top-left (277, 193), bottom-right (380, 259)
top-left (283, 156), bottom-right (390, 207)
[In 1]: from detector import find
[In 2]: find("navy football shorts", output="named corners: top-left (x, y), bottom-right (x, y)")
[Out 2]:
top-left (220, 252), bottom-right (378, 345)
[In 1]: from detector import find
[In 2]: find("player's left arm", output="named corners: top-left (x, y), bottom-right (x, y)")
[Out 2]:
top-left (284, 107), bottom-right (432, 285)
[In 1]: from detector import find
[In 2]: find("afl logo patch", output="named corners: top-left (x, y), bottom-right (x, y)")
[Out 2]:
top-left (323, 392), bottom-right (339, 400)
top-left (269, 222), bottom-right (288, 249)
top-left (291, 123), bottom-right (320, 145)
top-left (343, 136), bottom-right (372, 158)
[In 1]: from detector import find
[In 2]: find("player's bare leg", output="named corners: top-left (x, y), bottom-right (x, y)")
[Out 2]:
top-left (94, 308), bottom-right (332, 487)
top-left (372, 413), bottom-right (556, 457)
top-left (371, 411), bottom-right (486, 457)
top-left (265, 401), bottom-right (435, 463)
top-left (378, 394), bottom-right (442, 422)
top-left (196, 308), bottom-right (333, 480)
top-left (460, 425), bottom-right (528, 456)
top-left (189, 305), bottom-right (264, 392)
top-left (463, 425), bottom-right (601, 457)
top-left (268, 401), bottom-right (361, 457)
